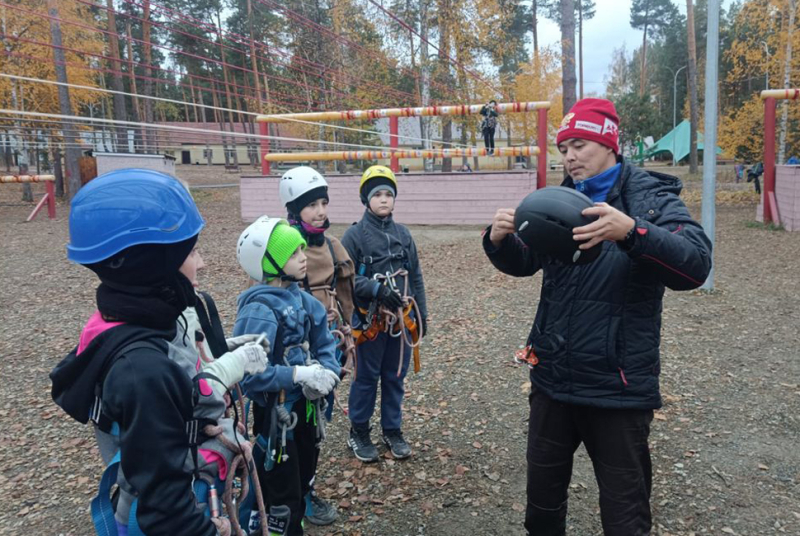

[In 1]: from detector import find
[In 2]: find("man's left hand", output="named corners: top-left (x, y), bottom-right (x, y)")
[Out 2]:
top-left (572, 203), bottom-right (635, 250)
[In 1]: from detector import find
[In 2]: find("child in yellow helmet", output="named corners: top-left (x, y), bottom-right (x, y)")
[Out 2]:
top-left (340, 165), bottom-right (428, 462)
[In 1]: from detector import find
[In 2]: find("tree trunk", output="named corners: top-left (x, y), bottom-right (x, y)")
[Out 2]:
top-left (142, 0), bottom-right (155, 153)
top-left (216, 11), bottom-right (239, 169)
top-left (560, 0), bottom-right (577, 112)
top-left (126, 22), bottom-right (144, 152)
top-left (47, 0), bottom-right (82, 200)
top-left (247, 0), bottom-right (262, 102)
top-left (11, 82), bottom-right (32, 201)
top-left (211, 84), bottom-right (231, 168)
top-left (532, 0), bottom-right (538, 61)
top-left (52, 146), bottom-right (64, 197)
top-left (686, 0), bottom-right (700, 173)
top-left (578, 1), bottom-right (583, 99)
top-left (437, 0), bottom-right (452, 172)
top-left (639, 21), bottom-right (649, 96)
top-left (106, 0), bottom-right (128, 150)
top-left (419, 0), bottom-right (433, 171)
top-left (188, 74), bottom-right (201, 123)
top-left (777, 0), bottom-right (796, 165)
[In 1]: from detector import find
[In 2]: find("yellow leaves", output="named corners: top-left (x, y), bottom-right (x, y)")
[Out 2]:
top-left (1, 0), bottom-right (104, 114)
top-left (506, 47), bottom-right (564, 143)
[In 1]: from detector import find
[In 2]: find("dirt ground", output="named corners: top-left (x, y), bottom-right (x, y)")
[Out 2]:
top-left (1, 166), bottom-right (798, 536)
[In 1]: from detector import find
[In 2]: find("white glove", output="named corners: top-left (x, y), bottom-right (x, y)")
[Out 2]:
top-left (230, 342), bottom-right (268, 375)
top-left (226, 334), bottom-right (269, 352)
top-left (293, 364), bottom-right (340, 398)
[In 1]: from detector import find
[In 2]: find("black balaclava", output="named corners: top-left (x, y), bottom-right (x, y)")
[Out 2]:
top-left (87, 236), bottom-right (198, 330)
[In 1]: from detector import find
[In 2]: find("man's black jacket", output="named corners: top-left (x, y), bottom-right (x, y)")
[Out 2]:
top-left (483, 158), bottom-right (712, 409)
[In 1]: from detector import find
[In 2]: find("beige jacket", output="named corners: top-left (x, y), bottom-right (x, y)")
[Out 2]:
top-left (304, 235), bottom-right (356, 327)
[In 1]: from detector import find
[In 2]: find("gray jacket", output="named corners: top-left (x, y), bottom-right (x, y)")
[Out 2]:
top-left (341, 209), bottom-right (427, 322)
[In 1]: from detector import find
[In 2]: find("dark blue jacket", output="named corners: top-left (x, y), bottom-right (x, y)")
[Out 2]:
top-left (341, 210), bottom-right (427, 322)
top-left (483, 158), bottom-right (712, 409)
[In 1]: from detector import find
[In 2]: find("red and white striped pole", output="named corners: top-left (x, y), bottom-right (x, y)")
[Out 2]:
top-left (259, 122), bottom-right (271, 176)
top-left (537, 108), bottom-right (548, 190)
top-left (763, 97), bottom-right (776, 224)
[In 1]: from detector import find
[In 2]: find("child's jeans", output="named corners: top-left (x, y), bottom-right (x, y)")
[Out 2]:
top-left (348, 331), bottom-right (411, 430)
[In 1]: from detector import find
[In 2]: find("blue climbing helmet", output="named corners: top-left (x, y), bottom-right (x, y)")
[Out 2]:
top-left (67, 168), bottom-right (205, 265)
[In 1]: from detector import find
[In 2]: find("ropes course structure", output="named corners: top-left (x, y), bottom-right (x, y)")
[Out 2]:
top-left (0, 0), bottom-right (557, 221)
top-left (257, 101), bottom-right (551, 189)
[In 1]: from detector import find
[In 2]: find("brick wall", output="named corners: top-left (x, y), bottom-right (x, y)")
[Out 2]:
top-left (756, 165), bottom-right (800, 231)
top-left (240, 171), bottom-right (538, 225)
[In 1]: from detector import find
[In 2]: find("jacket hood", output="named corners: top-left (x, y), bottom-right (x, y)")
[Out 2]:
top-left (51, 315), bottom-right (173, 425)
top-left (237, 281), bottom-right (302, 309)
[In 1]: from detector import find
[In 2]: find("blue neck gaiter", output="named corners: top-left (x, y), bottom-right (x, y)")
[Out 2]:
top-left (573, 163), bottom-right (621, 203)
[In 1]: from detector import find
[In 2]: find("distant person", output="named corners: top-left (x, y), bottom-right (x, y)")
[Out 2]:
top-left (734, 163), bottom-right (745, 183)
top-left (480, 100), bottom-right (498, 155)
top-left (747, 162), bottom-right (764, 194)
top-left (459, 163), bottom-right (472, 172)
top-left (787, 155), bottom-right (799, 165)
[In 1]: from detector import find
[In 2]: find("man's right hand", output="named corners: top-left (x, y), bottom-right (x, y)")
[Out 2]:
top-left (489, 208), bottom-right (516, 247)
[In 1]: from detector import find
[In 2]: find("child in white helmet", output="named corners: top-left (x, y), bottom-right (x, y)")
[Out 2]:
top-left (279, 166), bottom-right (357, 526)
top-left (234, 217), bottom-right (341, 536)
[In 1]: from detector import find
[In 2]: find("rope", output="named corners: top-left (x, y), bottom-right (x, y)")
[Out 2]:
top-left (371, 268), bottom-right (424, 377)
top-left (202, 424), bottom-right (268, 536)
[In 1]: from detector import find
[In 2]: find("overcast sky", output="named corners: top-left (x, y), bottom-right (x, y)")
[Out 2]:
top-left (534, 0), bottom-right (734, 96)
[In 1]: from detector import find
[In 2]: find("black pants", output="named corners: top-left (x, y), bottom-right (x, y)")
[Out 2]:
top-left (482, 127), bottom-right (495, 153)
top-left (253, 397), bottom-right (319, 535)
top-left (525, 387), bottom-right (654, 536)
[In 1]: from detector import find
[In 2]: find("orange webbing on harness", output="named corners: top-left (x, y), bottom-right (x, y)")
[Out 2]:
top-left (353, 269), bottom-right (424, 376)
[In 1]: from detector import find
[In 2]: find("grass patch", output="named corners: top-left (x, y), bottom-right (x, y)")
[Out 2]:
top-left (744, 221), bottom-right (785, 231)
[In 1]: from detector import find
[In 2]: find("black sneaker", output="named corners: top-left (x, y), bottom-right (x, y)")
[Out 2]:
top-left (348, 426), bottom-right (379, 462)
top-left (382, 429), bottom-right (412, 459)
top-left (304, 489), bottom-right (337, 525)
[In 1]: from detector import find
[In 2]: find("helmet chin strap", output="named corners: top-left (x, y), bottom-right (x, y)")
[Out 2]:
top-left (263, 249), bottom-right (298, 283)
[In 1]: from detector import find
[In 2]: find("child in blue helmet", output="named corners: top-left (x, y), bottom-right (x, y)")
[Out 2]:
top-left (51, 169), bottom-right (249, 536)
top-left (341, 165), bottom-right (428, 463)
top-left (234, 216), bottom-right (341, 536)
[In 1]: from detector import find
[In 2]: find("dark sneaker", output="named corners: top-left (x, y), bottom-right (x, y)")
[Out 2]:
top-left (348, 426), bottom-right (379, 462)
top-left (304, 489), bottom-right (337, 525)
top-left (382, 429), bottom-right (412, 459)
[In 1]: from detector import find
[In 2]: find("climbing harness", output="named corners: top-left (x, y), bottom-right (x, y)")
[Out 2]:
top-left (352, 268), bottom-right (424, 377)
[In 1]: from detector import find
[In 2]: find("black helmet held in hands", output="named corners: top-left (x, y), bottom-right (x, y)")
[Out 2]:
top-left (514, 186), bottom-right (602, 265)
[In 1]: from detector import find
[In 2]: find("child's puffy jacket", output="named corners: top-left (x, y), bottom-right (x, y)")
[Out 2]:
top-left (234, 283), bottom-right (339, 406)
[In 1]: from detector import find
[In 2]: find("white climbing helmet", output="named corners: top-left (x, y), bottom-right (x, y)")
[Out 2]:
top-left (279, 166), bottom-right (328, 207)
top-left (236, 215), bottom-right (284, 281)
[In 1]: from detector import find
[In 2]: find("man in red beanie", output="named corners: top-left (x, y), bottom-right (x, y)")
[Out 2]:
top-left (483, 98), bottom-right (712, 535)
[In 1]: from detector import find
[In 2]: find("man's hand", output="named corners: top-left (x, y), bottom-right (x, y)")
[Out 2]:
top-left (572, 203), bottom-right (635, 250)
top-left (489, 208), bottom-right (516, 247)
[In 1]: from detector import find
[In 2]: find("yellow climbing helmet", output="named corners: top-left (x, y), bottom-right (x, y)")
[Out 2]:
top-left (359, 165), bottom-right (398, 205)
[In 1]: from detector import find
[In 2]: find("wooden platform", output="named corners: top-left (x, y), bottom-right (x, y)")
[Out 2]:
top-left (240, 170), bottom-right (538, 225)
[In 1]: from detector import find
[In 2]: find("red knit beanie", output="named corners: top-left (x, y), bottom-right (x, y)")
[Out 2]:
top-left (556, 98), bottom-right (620, 154)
